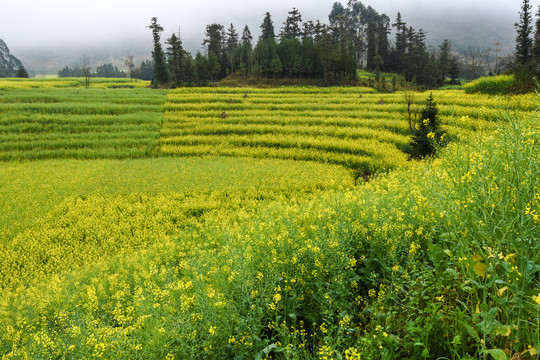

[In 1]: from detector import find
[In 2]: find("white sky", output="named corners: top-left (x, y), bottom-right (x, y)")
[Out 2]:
top-left (1, 0), bottom-right (539, 53)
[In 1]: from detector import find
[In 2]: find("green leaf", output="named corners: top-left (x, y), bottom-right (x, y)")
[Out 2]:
top-left (459, 320), bottom-right (480, 341)
top-left (485, 348), bottom-right (507, 360)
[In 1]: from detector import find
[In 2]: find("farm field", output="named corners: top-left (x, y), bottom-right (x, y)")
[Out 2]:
top-left (0, 78), bottom-right (538, 359)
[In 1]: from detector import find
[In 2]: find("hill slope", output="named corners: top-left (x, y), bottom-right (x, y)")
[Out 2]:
top-left (0, 39), bottom-right (23, 77)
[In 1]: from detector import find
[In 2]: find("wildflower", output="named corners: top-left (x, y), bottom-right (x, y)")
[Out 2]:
top-left (409, 242), bottom-right (420, 255)
top-left (345, 347), bottom-right (361, 360)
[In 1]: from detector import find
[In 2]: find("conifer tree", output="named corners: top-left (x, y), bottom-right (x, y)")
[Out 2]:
top-left (407, 93), bottom-right (444, 159)
top-left (533, 6), bottom-right (540, 63)
top-left (438, 39), bottom-right (452, 84)
top-left (225, 24), bottom-right (239, 74)
top-left (280, 8), bottom-right (303, 40)
top-left (166, 32), bottom-right (184, 86)
top-left (393, 12), bottom-right (407, 59)
top-left (259, 12), bottom-right (275, 41)
top-left (139, 60), bottom-right (154, 81)
top-left (203, 23), bottom-right (225, 58)
top-left (256, 12), bottom-right (277, 77)
top-left (515, 0), bottom-right (533, 65)
top-left (148, 17), bottom-right (169, 86)
top-left (240, 25), bottom-right (253, 75)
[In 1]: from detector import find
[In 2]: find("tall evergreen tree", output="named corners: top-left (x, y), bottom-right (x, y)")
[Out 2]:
top-left (148, 17), bottom-right (169, 86)
top-left (203, 23), bottom-right (225, 58)
top-left (376, 14), bottom-right (391, 70)
top-left (166, 32), bottom-right (184, 86)
top-left (280, 8), bottom-right (303, 40)
top-left (533, 6), bottom-right (540, 63)
top-left (225, 24), bottom-right (239, 74)
top-left (390, 12), bottom-right (408, 72)
top-left (260, 12), bottom-right (276, 41)
top-left (242, 25), bottom-right (253, 48)
top-left (194, 52), bottom-right (208, 84)
top-left (203, 23), bottom-right (225, 78)
top-left (256, 12), bottom-right (277, 77)
top-left (139, 60), bottom-right (154, 81)
top-left (515, 0), bottom-right (533, 64)
top-left (240, 25), bottom-right (254, 75)
top-left (438, 39), bottom-right (452, 83)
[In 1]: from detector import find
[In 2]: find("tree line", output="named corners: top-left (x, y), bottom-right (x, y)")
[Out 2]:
top-left (148, 1), bottom-right (462, 88)
top-left (58, 62), bottom-right (127, 78)
top-left (55, 0), bottom-right (540, 90)
top-left (513, 0), bottom-right (540, 91)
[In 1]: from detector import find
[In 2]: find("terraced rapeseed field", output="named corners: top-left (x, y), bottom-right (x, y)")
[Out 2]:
top-left (0, 78), bottom-right (538, 359)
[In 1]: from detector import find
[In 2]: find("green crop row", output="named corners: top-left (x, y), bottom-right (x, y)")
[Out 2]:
top-left (0, 87), bottom-right (166, 161)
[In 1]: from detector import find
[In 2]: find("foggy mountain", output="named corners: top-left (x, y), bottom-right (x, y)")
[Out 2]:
top-left (8, 1), bottom-right (524, 76)
top-left (0, 39), bottom-right (23, 77)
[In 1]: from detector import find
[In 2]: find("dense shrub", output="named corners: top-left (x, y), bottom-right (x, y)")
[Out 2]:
top-left (464, 75), bottom-right (515, 95)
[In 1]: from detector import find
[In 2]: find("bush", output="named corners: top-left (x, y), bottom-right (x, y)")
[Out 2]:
top-left (406, 93), bottom-right (446, 159)
top-left (464, 75), bottom-right (515, 95)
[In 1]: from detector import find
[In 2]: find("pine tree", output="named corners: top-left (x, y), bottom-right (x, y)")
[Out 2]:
top-left (148, 17), bottom-right (169, 86)
top-left (242, 26), bottom-right (253, 49)
top-left (139, 60), bottom-right (154, 81)
top-left (225, 24), bottom-right (239, 74)
top-left (515, 0), bottom-right (533, 65)
top-left (438, 39), bottom-right (452, 84)
top-left (280, 8), bottom-right (303, 40)
top-left (194, 52), bottom-right (208, 84)
top-left (393, 12), bottom-right (407, 61)
top-left (256, 12), bottom-right (277, 77)
top-left (532, 6), bottom-right (540, 64)
top-left (259, 12), bottom-right (275, 41)
top-left (240, 25), bottom-right (253, 76)
top-left (407, 93), bottom-right (444, 159)
top-left (203, 23), bottom-right (225, 58)
top-left (166, 32), bottom-right (184, 86)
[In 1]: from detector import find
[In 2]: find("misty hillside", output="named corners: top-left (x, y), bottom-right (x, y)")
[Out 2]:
top-left (0, 40), bottom-right (23, 77)
top-left (405, 8), bottom-right (516, 53)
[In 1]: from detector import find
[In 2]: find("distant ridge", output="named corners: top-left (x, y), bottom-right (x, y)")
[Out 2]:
top-left (0, 39), bottom-right (23, 77)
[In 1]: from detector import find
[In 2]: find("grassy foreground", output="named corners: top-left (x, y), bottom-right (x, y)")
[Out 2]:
top-left (0, 113), bottom-right (538, 359)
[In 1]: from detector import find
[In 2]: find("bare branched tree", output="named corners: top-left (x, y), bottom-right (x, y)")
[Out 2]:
top-left (81, 55), bottom-right (91, 89)
top-left (404, 91), bottom-right (416, 134)
top-left (466, 46), bottom-right (485, 80)
top-left (124, 54), bottom-right (136, 82)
